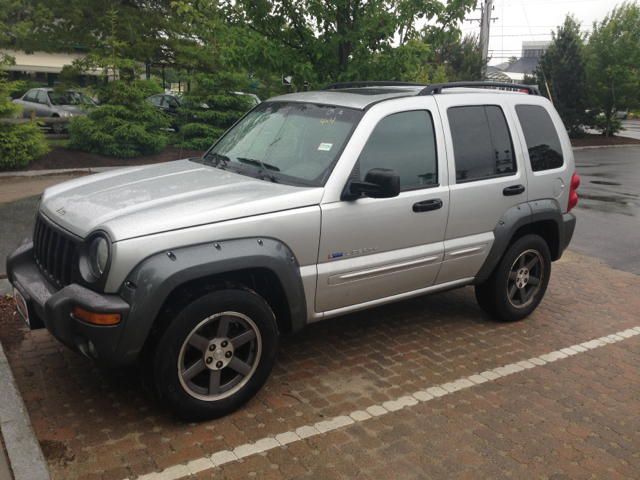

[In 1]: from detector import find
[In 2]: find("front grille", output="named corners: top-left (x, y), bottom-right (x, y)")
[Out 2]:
top-left (33, 216), bottom-right (78, 288)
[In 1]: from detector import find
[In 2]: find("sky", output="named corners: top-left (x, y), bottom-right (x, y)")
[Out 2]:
top-left (454, 0), bottom-right (621, 65)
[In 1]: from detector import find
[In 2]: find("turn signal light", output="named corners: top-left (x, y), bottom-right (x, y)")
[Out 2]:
top-left (73, 306), bottom-right (121, 325)
top-left (568, 172), bottom-right (580, 212)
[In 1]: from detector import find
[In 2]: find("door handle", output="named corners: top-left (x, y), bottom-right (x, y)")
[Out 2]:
top-left (503, 184), bottom-right (525, 196)
top-left (413, 199), bottom-right (443, 212)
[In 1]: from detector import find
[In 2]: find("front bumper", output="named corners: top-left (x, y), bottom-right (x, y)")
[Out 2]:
top-left (7, 241), bottom-right (130, 363)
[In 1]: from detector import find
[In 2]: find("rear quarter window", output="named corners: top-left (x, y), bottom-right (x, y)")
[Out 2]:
top-left (515, 105), bottom-right (564, 171)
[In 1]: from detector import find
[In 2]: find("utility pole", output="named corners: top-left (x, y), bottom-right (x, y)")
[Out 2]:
top-left (480, 0), bottom-right (494, 79)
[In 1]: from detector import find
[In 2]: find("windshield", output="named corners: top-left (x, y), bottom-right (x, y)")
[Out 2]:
top-left (201, 102), bottom-right (364, 186)
top-left (48, 91), bottom-right (97, 106)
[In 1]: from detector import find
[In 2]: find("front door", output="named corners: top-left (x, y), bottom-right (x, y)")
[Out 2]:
top-left (316, 99), bottom-right (450, 313)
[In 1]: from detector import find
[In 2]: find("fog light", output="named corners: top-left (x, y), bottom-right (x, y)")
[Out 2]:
top-left (88, 341), bottom-right (98, 359)
top-left (73, 306), bottom-right (121, 325)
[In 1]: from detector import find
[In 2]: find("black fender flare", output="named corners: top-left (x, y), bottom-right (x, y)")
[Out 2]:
top-left (474, 200), bottom-right (566, 284)
top-left (114, 237), bottom-right (306, 364)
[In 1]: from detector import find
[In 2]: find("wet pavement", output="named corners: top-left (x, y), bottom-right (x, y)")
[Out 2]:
top-left (619, 119), bottom-right (640, 140)
top-left (570, 146), bottom-right (640, 275)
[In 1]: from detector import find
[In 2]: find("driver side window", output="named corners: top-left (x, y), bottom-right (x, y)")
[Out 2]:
top-left (358, 110), bottom-right (438, 191)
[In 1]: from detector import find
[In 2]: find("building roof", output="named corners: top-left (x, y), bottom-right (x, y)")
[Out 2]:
top-left (503, 57), bottom-right (540, 75)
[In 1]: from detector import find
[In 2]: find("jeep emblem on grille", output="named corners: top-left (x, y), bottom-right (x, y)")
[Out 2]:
top-left (56, 207), bottom-right (66, 216)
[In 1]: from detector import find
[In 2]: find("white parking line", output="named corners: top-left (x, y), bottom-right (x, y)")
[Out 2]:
top-left (130, 326), bottom-right (640, 480)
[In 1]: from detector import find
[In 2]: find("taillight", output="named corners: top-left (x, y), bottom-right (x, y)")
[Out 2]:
top-left (568, 173), bottom-right (580, 212)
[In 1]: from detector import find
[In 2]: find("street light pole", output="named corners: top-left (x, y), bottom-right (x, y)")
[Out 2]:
top-left (480, 0), bottom-right (494, 79)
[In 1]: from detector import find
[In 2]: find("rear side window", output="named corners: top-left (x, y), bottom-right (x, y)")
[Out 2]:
top-left (359, 110), bottom-right (438, 190)
top-left (448, 105), bottom-right (516, 183)
top-left (516, 105), bottom-right (564, 171)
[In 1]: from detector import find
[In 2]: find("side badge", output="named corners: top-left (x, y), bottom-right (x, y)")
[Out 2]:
top-left (328, 253), bottom-right (343, 259)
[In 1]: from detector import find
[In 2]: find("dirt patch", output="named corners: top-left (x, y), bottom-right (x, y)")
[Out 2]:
top-left (39, 440), bottom-right (75, 467)
top-left (0, 295), bottom-right (27, 352)
top-left (571, 134), bottom-right (640, 148)
top-left (2, 145), bottom-right (206, 172)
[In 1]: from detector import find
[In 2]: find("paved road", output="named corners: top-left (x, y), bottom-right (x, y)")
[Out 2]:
top-left (571, 146), bottom-right (640, 275)
top-left (620, 119), bottom-right (640, 140)
top-left (5, 250), bottom-right (640, 480)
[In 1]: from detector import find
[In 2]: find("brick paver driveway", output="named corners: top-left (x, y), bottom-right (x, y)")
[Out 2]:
top-left (3, 251), bottom-right (640, 480)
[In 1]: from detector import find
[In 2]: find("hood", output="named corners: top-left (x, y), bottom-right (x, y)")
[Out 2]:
top-left (40, 159), bottom-right (324, 241)
top-left (54, 104), bottom-right (86, 116)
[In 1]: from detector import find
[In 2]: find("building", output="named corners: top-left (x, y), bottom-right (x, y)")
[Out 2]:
top-left (486, 41), bottom-right (551, 83)
top-left (1, 49), bottom-right (105, 87)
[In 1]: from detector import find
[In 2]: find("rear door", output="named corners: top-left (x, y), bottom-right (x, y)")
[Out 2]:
top-left (434, 94), bottom-right (528, 284)
top-left (316, 97), bottom-right (450, 313)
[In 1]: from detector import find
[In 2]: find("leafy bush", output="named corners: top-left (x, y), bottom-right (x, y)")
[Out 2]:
top-left (68, 80), bottom-right (170, 158)
top-left (7, 80), bottom-right (42, 100)
top-left (0, 66), bottom-right (49, 169)
top-left (592, 115), bottom-right (624, 136)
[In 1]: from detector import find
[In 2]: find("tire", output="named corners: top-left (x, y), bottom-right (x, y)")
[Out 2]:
top-left (475, 234), bottom-right (551, 322)
top-left (150, 289), bottom-right (279, 421)
top-left (51, 117), bottom-right (64, 134)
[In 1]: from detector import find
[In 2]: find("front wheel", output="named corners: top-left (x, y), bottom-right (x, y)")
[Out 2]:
top-left (151, 289), bottom-right (279, 421)
top-left (475, 234), bottom-right (551, 322)
top-left (51, 117), bottom-right (64, 134)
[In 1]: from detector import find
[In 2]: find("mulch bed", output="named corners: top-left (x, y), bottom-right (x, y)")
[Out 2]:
top-left (570, 134), bottom-right (640, 148)
top-left (0, 296), bottom-right (26, 353)
top-left (3, 145), bottom-right (206, 172)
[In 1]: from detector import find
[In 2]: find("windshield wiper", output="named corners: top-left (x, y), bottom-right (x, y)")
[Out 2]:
top-left (205, 152), bottom-right (230, 169)
top-left (237, 157), bottom-right (280, 182)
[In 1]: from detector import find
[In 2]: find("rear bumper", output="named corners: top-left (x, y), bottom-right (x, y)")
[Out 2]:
top-left (7, 241), bottom-right (131, 364)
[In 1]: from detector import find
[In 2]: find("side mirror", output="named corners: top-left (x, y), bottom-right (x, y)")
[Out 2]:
top-left (343, 168), bottom-right (400, 200)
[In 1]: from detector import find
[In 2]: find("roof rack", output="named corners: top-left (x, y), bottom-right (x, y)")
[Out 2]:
top-left (320, 81), bottom-right (428, 90)
top-left (418, 82), bottom-right (541, 96)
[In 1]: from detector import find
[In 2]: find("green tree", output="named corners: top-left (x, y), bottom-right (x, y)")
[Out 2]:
top-left (1, 0), bottom-right (196, 67)
top-left (66, 8), bottom-right (170, 158)
top-left (227, 0), bottom-right (478, 85)
top-left (0, 54), bottom-right (49, 169)
top-left (169, 2), bottom-right (260, 150)
top-left (585, 2), bottom-right (640, 137)
top-left (534, 14), bottom-right (589, 138)
top-left (433, 34), bottom-right (486, 82)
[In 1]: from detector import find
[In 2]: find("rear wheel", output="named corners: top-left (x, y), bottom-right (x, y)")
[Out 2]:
top-left (151, 289), bottom-right (279, 421)
top-left (475, 234), bottom-right (551, 322)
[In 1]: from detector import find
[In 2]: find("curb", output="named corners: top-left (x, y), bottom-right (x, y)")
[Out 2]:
top-left (0, 166), bottom-right (124, 178)
top-left (0, 338), bottom-right (50, 480)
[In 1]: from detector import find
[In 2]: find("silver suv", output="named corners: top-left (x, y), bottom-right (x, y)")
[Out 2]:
top-left (7, 81), bottom-right (579, 420)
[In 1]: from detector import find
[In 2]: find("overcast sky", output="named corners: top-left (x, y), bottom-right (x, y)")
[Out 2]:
top-left (454, 0), bottom-right (621, 65)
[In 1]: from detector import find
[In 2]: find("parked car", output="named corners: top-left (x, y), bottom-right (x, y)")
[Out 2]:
top-left (7, 81), bottom-right (578, 421)
top-left (13, 88), bottom-right (97, 133)
top-left (147, 92), bottom-right (260, 127)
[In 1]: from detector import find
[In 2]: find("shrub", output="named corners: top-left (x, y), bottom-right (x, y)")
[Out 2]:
top-left (0, 72), bottom-right (49, 169)
top-left (67, 79), bottom-right (170, 158)
top-left (592, 115), bottom-right (624, 136)
top-left (7, 80), bottom-right (42, 100)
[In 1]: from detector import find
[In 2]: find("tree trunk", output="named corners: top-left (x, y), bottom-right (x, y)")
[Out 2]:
top-left (605, 114), bottom-right (611, 138)
top-left (336, 2), bottom-right (352, 74)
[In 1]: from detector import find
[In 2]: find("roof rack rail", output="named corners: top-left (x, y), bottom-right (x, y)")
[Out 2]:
top-left (321, 81), bottom-right (428, 90)
top-left (418, 82), bottom-right (541, 96)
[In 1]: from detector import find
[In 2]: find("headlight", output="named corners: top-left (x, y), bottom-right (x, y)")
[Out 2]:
top-left (88, 237), bottom-right (109, 278)
top-left (63, 112), bottom-right (71, 117)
